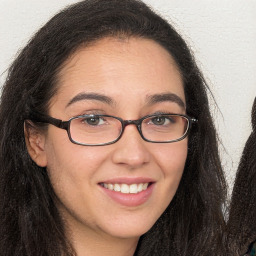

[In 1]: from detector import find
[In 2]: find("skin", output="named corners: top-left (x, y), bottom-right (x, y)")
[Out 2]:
top-left (26, 37), bottom-right (188, 256)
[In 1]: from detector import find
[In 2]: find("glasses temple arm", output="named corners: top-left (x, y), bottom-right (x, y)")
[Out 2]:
top-left (27, 112), bottom-right (69, 130)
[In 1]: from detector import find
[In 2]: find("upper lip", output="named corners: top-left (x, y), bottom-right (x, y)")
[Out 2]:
top-left (99, 177), bottom-right (155, 185)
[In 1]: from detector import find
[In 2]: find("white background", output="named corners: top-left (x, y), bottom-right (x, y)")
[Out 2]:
top-left (0, 0), bottom-right (256, 194)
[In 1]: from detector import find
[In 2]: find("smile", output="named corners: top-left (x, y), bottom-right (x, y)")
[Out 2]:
top-left (100, 183), bottom-right (149, 194)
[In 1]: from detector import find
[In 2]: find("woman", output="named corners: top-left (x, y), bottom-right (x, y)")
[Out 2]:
top-left (0, 0), bottom-right (226, 255)
top-left (227, 98), bottom-right (256, 256)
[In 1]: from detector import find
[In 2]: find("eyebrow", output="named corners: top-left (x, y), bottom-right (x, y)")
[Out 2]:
top-left (146, 93), bottom-right (185, 109)
top-left (66, 92), bottom-right (114, 108)
top-left (66, 92), bottom-right (185, 109)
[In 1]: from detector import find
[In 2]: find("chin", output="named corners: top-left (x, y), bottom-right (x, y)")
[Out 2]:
top-left (102, 217), bottom-right (156, 239)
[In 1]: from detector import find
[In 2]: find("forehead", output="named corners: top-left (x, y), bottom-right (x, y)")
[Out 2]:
top-left (52, 37), bottom-right (185, 110)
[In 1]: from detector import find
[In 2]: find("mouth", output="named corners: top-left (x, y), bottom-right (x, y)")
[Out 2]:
top-left (98, 178), bottom-right (155, 207)
top-left (99, 182), bottom-right (151, 194)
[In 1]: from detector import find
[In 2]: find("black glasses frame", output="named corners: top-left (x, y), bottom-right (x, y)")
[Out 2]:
top-left (28, 112), bottom-right (197, 146)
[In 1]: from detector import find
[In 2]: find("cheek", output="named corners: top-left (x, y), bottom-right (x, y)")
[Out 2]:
top-left (44, 130), bottom-right (107, 192)
top-left (146, 140), bottom-right (187, 222)
top-left (156, 139), bottom-right (188, 176)
top-left (155, 139), bottom-right (188, 202)
top-left (44, 139), bottom-right (108, 219)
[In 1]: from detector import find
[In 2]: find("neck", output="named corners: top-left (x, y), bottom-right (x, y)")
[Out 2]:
top-left (70, 229), bottom-right (139, 256)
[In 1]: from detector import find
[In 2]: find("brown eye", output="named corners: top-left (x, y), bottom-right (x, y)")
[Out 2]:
top-left (152, 116), bottom-right (165, 125)
top-left (150, 116), bottom-right (174, 126)
top-left (81, 116), bottom-right (104, 126)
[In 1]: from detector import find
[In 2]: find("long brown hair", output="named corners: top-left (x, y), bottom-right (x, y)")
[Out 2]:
top-left (227, 98), bottom-right (256, 255)
top-left (0, 1), bottom-right (226, 255)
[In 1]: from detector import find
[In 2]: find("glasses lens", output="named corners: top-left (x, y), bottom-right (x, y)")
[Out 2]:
top-left (69, 115), bottom-right (122, 145)
top-left (141, 115), bottom-right (189, 142)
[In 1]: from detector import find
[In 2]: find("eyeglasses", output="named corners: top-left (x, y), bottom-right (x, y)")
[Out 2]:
top-left (29, 112), bottom-right (197, 146)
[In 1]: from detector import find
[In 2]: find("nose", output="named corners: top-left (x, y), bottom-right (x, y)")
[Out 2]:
top-left (111, 124), bottom-right (150, 169)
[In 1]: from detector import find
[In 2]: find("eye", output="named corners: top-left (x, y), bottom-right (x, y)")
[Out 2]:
top-left (82, 116), bottom-right (105, 126)
top-left (150, 116), bottom-right (174, 126)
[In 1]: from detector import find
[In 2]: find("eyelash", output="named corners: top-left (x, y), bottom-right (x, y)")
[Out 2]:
top-left (75, 109), bottom-right (181, 119)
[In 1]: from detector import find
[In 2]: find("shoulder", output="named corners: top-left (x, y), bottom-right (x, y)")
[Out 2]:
top-left (245, 241), bottom-right (256, 256)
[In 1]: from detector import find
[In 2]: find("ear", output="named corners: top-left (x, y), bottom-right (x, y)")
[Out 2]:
top-left (24, 121), bottom-right (47, 167)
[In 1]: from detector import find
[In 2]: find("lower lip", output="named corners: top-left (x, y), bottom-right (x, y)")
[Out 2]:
top-left (99, 183), bottom-right (155, 207)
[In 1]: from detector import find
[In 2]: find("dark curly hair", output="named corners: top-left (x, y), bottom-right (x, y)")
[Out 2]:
top-left (0, 0), bottom-right (226, 255)
top-left (227, 98), bottom-right (256, 256)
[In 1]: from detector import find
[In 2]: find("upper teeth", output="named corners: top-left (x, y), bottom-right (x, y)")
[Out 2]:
top-left (102, 183), bottom-right (149, 194)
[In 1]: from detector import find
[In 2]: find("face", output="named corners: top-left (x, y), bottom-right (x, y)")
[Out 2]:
top-left (30, 37), bottom-right (187, 241)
